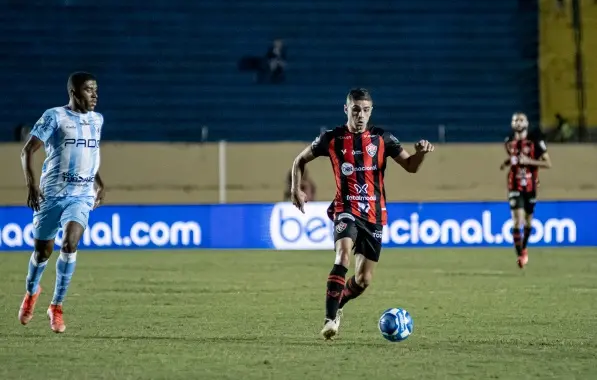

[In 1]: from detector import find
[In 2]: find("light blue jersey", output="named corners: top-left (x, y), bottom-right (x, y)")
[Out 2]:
top-left (30, 106), bottom-right (103, 199)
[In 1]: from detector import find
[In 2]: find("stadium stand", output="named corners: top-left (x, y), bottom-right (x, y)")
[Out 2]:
top-left (0, 0), bottom-right (538, 142)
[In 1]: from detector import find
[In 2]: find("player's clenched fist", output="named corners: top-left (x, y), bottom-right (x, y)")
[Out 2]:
top-left (414, 140), bottom-right (435, 154)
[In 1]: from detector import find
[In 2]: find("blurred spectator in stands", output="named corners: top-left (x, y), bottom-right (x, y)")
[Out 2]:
top-left (284, 168), bottom-right (316, 202)
top-left (13, 123), bottom-right (30, 142)
top-left (549, 113), bottom-right (573, 142)
top-left (237, 39), bottom-right (287, 84)
top-left (264, 39), bottom-right (287, 84)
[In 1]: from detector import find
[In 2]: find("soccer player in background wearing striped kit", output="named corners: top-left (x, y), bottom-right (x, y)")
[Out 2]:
top-left (501, 112), bottom-right (552, 269)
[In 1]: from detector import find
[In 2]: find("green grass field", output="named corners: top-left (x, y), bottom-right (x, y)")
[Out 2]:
top-left (1, 248), bottom-right (596, 380)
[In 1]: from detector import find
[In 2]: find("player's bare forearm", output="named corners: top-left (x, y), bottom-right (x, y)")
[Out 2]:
top-left (21, 152), bottom-right (35, 187)
top-left (291, 146), bottom-right (316, 191)
top-left (500, 158), bottom-right (511, 170)
top-left (93, 171), bottom-right (106, 208)
top-left (393, 140), bottom-right (434, 173)
top-left (520, 153), bottom-right (552, 169)
top-left (526, 159), bottom-right (552, 169)
top-left (21, 136), bottom-right (43, 187)
top-left (404, 151), bottom-right (425, 173)
top-left (94, 171), bottom-right (105, 190)
top-left (290, 161), bottom-right (303, 192)
top-left (394, 151), bottom-right (424, 173)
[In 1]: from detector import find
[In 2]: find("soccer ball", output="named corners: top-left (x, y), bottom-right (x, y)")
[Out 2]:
top-left (378, 308), bottom-right (414, 342)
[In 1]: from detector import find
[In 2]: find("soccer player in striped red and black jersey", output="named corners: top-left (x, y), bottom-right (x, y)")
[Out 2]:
top-left (500, 112), bottom-right (552, 269)
top-left (289, 88), bottom-right (435, 340)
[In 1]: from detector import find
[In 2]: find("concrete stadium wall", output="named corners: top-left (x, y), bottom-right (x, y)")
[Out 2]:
top-left (539, 0), bottom-right (578, 128)
top-left (1, 142), bottom-right (596, 205)
top-left (539, 0), bottom-right (597, 130)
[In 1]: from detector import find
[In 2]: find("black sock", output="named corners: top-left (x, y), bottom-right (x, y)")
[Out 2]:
top-left (325, 264), bottom-right (348, 321)
top-left (511, 227), bottom-right (522, 256)
top-left (339, 275), bottom-right (366, 309)
top-left (522, 226), bottom-right (532, 249)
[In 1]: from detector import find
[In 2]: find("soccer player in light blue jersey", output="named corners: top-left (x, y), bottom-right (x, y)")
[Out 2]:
top-left (18, 72), bottom-right (105, 333)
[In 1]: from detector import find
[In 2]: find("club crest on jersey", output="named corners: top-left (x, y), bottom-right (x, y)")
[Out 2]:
top-left (335, 221), bottom-right (348, 233)
top-left (366, 143), bottom-right (377, 157)
top-left (34, 115), bottom-right (53, 133)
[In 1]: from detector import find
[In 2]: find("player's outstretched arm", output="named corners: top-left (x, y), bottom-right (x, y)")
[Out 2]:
top-left (290, 145), bottom-right (317, 213)
top-left (393, 140), bottom-right (435, 173)
top-left (500, 157), bottom-right (512, 171)
top-left (93, 171), bottom-right (105, 209)
top-left (21, 135), bottom-right (44, 211)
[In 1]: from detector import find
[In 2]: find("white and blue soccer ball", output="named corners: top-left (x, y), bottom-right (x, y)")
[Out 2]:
top-left (378, 308), bottom-right (414, 342)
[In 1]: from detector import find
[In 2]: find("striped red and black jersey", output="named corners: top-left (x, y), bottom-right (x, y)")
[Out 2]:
top-left (311, 125), bottom-right (403, 226)
top-left (504, 134), bottom-right (548, 193)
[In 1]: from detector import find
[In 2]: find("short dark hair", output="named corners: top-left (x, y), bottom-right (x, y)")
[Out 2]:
top-left (67, 72), bottom-right (97, 93)
top-left (347, 88), bottom-right (372, 103)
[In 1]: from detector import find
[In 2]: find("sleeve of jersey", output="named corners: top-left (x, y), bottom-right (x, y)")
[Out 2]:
top-left (536, 139), bottom-right (548, 156)
top-left (310, 131), bottom-right (330, 157)
top-left (97, 113), bottom-right (104, 138)
top-left (30, 110), bottom-right (58, 143)
top-left (383, 132), bottom-right (403, 158)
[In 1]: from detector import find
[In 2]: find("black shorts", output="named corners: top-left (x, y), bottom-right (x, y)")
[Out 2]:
top-left (333, 213), bottom-right (383, 262)
top-left (508, 190), bottom-right (537, 214)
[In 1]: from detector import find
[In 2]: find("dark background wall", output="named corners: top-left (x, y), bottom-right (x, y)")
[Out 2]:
top-left (0, 0), bottom-right (538, 143)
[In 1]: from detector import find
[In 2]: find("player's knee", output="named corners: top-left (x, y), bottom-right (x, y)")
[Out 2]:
top-left (335, 248), bottom-right (351, 267)
top-left (334, 239), bottom-right (353, 266)
top-left (34, 249), bottom-right (52, 262)
top-left (61, 239), bottom-right (79, 253)
top-left (355, 271), bottom-right (373, 288)
top-left (33, 241), bottom-right (53, 261)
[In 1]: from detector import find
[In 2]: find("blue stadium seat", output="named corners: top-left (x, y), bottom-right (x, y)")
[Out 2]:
top-left (0, 0), bottom-right (538, 142)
